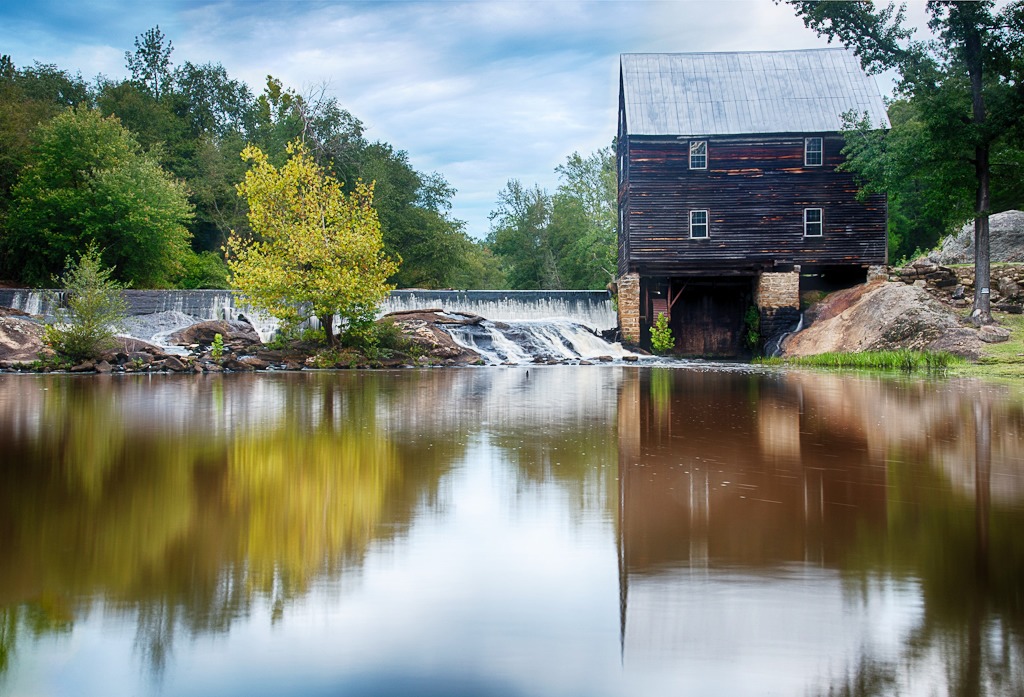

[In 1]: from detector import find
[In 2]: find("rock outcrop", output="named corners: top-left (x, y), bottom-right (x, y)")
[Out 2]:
top-left (0, 308), bottom-right (47, 364)
top-left (168, 319), bottom-right (261, 348)
top-left (929, 210), bottom-right (1024, 265)
top-left (382, 309), bottom-right (483, 363)
top-left (783, 280), bottom-right (985, 359)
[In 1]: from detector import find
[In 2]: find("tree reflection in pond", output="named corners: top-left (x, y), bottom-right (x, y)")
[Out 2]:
top-left (0, 373), bottom-right (464, 677)
top-left (1, 368), bottom-right (1023, 696)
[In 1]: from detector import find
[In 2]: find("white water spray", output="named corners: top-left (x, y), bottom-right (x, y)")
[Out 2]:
top-left (444, 319), bottom-right (633, 365)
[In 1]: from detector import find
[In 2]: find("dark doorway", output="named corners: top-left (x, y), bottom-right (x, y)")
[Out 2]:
top-left (671, 280), bottom-right (752, 358)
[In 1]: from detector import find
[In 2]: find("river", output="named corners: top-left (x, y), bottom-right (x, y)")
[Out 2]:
top-left (0, 366), bottom-right (1021, 696)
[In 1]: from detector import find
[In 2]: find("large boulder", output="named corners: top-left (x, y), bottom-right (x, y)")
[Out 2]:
top-left (382, 310), bottom-right (483, 362)
top-left (168, 319), bottom-right (261, 347)
top-left (783, 280), bottom-right (985, 359)
top-left (929, 210), bottom-right (1024, 264)
top-left (0, 308), bottom-right (46, 363)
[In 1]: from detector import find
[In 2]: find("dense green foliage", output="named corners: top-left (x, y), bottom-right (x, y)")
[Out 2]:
top-left (43, 245), bottom-right (129, 362)
top-left (782, 0), bottom-right (1024, 320)
top-left (3, 106), bottom-right (193, 287)
top-left (486, 146), bottom-right (616, 289)
top-left (0, 27), bottom-right (490, 289)
top-left (842, 97), bottom-right (1024, 266)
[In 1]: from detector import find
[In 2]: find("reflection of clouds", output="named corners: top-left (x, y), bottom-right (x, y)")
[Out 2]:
top-left (374, 367), bottom-right (621, 436)
top-left (625, 570), bottom-right (922, 696)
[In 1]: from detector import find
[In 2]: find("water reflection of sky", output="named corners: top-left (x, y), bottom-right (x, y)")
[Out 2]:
top-left (1, 368), bottom-right (1022, 696)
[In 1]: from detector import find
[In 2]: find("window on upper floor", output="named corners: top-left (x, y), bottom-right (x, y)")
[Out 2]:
top-left (690, 209), bottom-right (709, 239)
top-left (689, 140), bottom-right (707, 170)
top-left (804, 208), bottom-right (823, 237)
top-left (805, 137), bottom-right (823, 167)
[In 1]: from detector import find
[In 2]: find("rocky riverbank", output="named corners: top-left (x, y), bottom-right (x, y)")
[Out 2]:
top-left (0, 310), bottom-right (493, 373)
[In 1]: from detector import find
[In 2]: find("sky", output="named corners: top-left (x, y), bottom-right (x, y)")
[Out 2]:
top-left (0, 0), bottom-right (909, 239)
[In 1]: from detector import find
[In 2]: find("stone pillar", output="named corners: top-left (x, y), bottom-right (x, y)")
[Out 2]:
top-left (755, 269), bottom-right (800, 339)
top-left (617, 273), bottom-right (641, 344)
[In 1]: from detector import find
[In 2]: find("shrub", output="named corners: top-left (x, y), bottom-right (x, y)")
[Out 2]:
top-left (650, 313), bottom-right (674, 354)
top-left (341, 319), bottom-right (409, 360)
top-left (43, 245), bottom-right (129, 362)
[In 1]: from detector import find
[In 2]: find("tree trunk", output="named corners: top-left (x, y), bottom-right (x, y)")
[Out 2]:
top-left (973, 201), bottom-right (992, 323)
top-left (320, 313), bottom-right (336, 346)
top-left (965, 16), bottom-right (993, 324)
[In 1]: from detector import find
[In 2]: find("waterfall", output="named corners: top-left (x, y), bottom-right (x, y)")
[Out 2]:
top-left (381, 290), bottom-right (615, 331)
top-left (444, 319), bottom-right (632, 365)
top-left (764, 312), bottom-right (805, 357)
top-left (1, 289), bottom-right (614, 328)
top-left (0, 288), bottom-right (621, 355)
top-left (0, 289), bottom-right (279, 343)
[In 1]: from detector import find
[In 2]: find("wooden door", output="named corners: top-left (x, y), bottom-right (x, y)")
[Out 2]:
top-left (673, 284), bottom-right (746, 357)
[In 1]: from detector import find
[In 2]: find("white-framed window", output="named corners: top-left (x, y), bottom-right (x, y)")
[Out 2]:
top-left (804, 137), bottom-right (823, 167)
top-left (689, 140), bottom-right (707, 170)
top-left (690, 209), bottom-right (709, 239)
top-left (804, 208), bottom-right (823, 237)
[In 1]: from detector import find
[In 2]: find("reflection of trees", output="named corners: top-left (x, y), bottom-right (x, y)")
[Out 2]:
top-left (0, 372), bottom-right (464, 677)
top-left (227, 417), bottom-right (398, 599)
top-left (0, 602), bottom-right (74, 680)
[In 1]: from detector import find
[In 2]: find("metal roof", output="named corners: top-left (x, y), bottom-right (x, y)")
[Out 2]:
top-left (620, 49), bottom-right (890, 136)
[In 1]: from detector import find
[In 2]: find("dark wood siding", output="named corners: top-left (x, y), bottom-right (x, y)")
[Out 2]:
top-left (619, 133), bottom-right (887, 275)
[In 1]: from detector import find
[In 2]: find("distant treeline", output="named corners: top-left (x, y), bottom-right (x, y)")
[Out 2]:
top-left (0, 27), bottom-right (616, 290)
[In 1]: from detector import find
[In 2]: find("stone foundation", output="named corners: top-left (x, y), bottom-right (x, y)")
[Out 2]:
top-left (616, 273), bottom-right (641, 344)
top-left (755, 269), bottom-right (801, 338)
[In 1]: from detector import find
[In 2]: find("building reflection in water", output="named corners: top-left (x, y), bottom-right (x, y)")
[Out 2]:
top-left (616, 368), bottom-right (1024, 696)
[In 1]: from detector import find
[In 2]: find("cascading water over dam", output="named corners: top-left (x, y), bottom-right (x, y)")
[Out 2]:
top-left (443, 319), bottom-right (632, 365)
top-left (0, 288), bottom-right (630, 362)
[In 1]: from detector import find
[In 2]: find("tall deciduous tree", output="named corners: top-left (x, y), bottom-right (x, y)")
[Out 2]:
top-left (0, 57), bottom-right (91, 200)
top-left (486, 145), bottom-right (617, 290)
top-left (359, 142), bottom-right (475, 288)
top-left (2, 106), bottom-right (193, 287)
top-left (550, 147), bottom-right (617, 288)
top-left (781, 0), bottom-right (1024, 323)
top-left (226, 141), bottom-right (398, 344)
top-left (125, 26), bottom-right (174, 100)
top-left (487, 180), bottom-right (558, 289)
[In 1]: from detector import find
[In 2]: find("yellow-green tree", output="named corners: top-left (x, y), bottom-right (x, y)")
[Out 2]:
top-left (226, 140), bottom-right (398, 343)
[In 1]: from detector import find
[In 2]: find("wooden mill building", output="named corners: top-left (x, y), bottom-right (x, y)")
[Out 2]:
top-left (616, 49), bottom-right (889, 356)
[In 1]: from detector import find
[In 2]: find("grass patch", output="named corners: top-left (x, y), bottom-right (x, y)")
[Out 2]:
top-left (952, 311), bottom-right (1024, 380)
top-left (757, 349), bottom-right (965, 372)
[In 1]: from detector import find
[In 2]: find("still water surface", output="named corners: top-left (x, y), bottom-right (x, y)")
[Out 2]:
top-left (0, 367), bottom-right (1022, 696)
